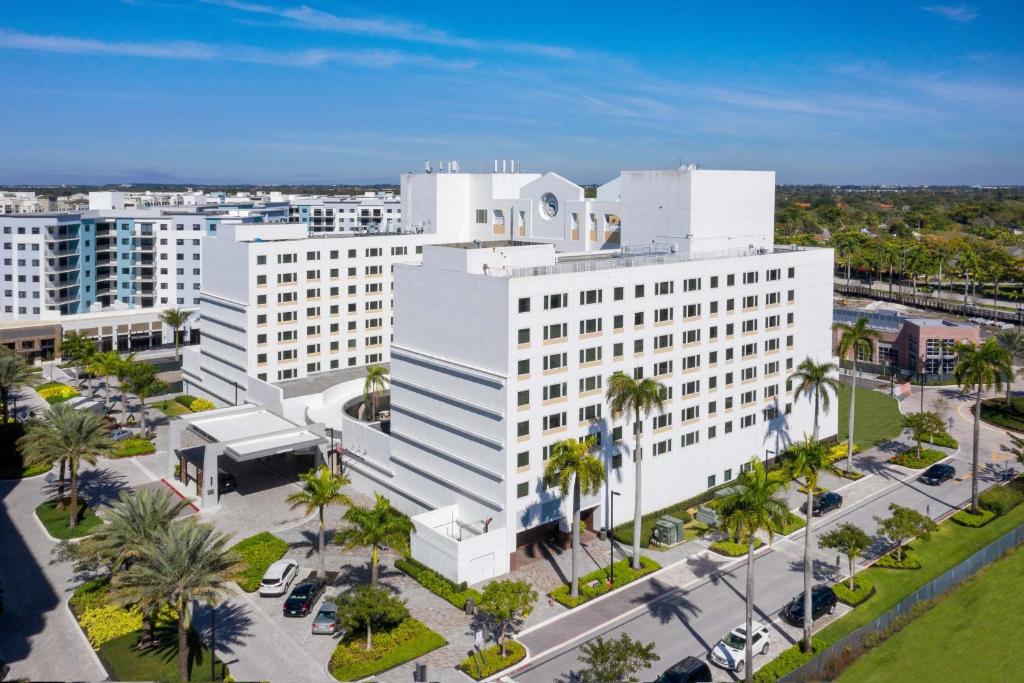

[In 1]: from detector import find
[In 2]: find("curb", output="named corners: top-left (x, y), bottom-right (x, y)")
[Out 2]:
top-left (32, 505), bottom-right (90, 544)
top-left (64, 595), bottom-right (110, 681)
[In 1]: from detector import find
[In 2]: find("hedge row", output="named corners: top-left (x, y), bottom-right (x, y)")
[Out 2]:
top-left (230, 531), bottom-right (289, 592)
top-left (874, 549), bottom-right (922, 570)
top-left (922, 431), bottom-right (958, 449)
top-left (458, 641), bottom-right (527, 680)
top-left (890, 448), bottom-right (945, 469)
top-left (709, 538), bottom-right (764, 557)
top-left (394, 557), bottom-right (482, 610)
top-left (753, 638), bottom-right (826, 683)
top-left (329, 618), bottom-right (445, 681)
top-left (110, 438), bottom-right (156, 458)
top-left (979, 481), bottom-right (1024, 516)
top-left (549, 555), bottom-right (661, 609)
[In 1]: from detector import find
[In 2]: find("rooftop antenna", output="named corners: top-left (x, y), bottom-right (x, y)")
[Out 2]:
top-left (424, 160), bottom-right (431, 174)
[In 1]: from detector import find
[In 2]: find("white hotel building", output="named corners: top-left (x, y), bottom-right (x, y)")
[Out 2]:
top-left (179, 166), bottom-right (835, 584)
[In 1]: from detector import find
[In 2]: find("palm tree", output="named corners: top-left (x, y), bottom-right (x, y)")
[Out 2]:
top-left (719, 459), bottom-right (789, 683)
top-left (994, 329), bottom-right (1024, 404)
top-left (953, 339), bottom-right (1010, 514)
top-left (544, 436), bottom-right (606, 599)
top-left (123, 363), bottom-right (167, 436)
top-left (786, 439), bottom-right (841, 653)
top-left (0, 347), bottom-right (37, 423)
top-left (286, 465), bottom-right (352, 578)
top-left (606, 371), bottom-right (666, 570)
top-left (87, 350), bottom-right (123, 410)
top-left (77, 488), bottom-right (190, 649)
top-left (788, 358), bottom-right (840, 440)
top-left (336, 493), bottom-right (412, 585)
top-left (834, 316), bottom-right (882, 472)
top-left (113, 520), bottom-right (240, 681)
top-left (114, 353), bottom-right (137, 425)
top-left (61, 331), bottom-right (95, 390)
top-left (363, 365), bottom-right (389, 421)
top-left (159, 307), bottom-right (193, 360)
top-left (18, 403), bottom-right (111, 528)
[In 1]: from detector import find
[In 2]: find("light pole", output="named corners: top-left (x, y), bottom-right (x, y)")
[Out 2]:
top-left (919, 352), bottom-right (926, 413)
top-left (609, 490), bottom-right (620, 586)
top-left (765, 448), bottom-right (776, 468)
top-left (210, 602), bottom-right (217, 681)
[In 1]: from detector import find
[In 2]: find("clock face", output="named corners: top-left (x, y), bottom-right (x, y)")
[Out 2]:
top-left (540, 192), bottom-right (559, 218)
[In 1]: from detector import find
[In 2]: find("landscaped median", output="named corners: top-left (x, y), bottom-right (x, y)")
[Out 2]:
top-left (889, 448), bottom-right (945, 469)
top-left (549, 556), bottom-right (661, 608)
top-left (394, 556), bottom-right (482, 609)
top-left (458, 641), bottom-right (527, 681)
top-left (710, 538), bottom-right (764, 557)
top-left (230, 531), bottom-right (288, 592)
top-left (328, 618), bottom-right (445, 681)
top-left (109, 438), bottom-right (157, 458)
top-left (35, 381), bottom-right (79, 405)
top-left (36, 498), bottom-right (102, 539)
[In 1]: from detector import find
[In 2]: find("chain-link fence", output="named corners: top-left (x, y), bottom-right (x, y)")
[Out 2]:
top-left (780, 522), bottom-right (1024, 682)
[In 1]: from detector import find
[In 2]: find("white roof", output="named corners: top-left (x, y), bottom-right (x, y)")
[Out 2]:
top-left (183, 404), bottom-right (326, 463)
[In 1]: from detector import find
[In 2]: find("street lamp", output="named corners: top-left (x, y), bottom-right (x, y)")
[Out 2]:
top-left (210, 602), bottom-right (217, 681)
top-left (609, 490), bottom-right (621, 587)
top-left (765, 449), bottom-right (776, 468)
top-left (919, 352), bottom-right (926, 413)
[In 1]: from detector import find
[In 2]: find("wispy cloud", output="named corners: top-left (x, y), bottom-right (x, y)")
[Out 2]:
top-left (206, 0), bottom-right (575, 58)
top-left (921, 5), bottom-right (979, 23)
top-left (0, 28), bottom-right (475, 70)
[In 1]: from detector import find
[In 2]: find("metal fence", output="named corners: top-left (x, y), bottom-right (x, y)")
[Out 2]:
top-left (835, 283), bottom-right (1021, 325)
top-left (780, 521), bottom-right (1024, 682)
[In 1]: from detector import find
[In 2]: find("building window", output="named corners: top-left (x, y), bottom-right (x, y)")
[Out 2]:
top-left (518, 297), bottom-right (530, 313)
top-left (517, 482), bottom-right (529, 498)
top-left (517, 390), bottom-right (530, 407)
top-left (517, 421), bottom-right (530, 437)
top-left (476, 209), bottom-right (487, 224)
top-left (707, 475), bottom-right (716, 489)
top-left (517, 328), bottom-right (531, 344)
top-left (517, 451), bottom-right (530, 468)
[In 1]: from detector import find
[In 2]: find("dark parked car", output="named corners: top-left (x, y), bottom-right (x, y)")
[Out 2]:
top-left (218, 469), bottom-right (237, 494)
top-left (283, 578), bottom-right (326, 617)
top-left (800, 491), bottom-right (843, 517)
top-left (920, 463), bottom-right (956, 486)
top-left (654, 656), bottom-right (712, 682)
top-left (781, 585), bottom-right (837, 625)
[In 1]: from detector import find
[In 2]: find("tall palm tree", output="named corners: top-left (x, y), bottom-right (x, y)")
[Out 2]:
top-left (159, 307), bottom-right (193, 361)
top-left (18, 403), bottom-right (111, 528)
top-left (336, 493), bottom-right (412, 585)
top-left (113, 520), bottom-right (240, 682)
top-left (0, 347), bottom-right (37, 423)
top-left (363, 365), bottom-right (389, 421)
top-left (834, 317), bottom-right (882, 472)
top-left (788, 358), bottom-right (840, 440)
top-left (123, 363), bottom-right (167, 436)
top-left (786, 439), bottom-right (841, 653)
top-left (77, 488), bottom-right (190, 649)
top-left (606, 371), bottom-right (666, 570)
top-left (719, 459), bottom-right (789, 683)
top-left (87, 350), bottom-right (123, 410)
top-left (544, 436), bottom-right (606, 599)
top-left (953, 339), bottom-right (1010, 514)
top-left (994, 329), bottom-right (1024, 404)
top-left (114, 353), bottom-right (137, 425)
top-left (286, 465), bottom-right (352, 578)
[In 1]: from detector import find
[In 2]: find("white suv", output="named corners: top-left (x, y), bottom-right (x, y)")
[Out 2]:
top-left (259, 559), bottom-right (298, 597)
top-left (709, 621), bottom-right (770, 673)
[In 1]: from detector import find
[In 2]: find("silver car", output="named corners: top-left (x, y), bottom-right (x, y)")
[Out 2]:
top-left (311, 601), bottom-right (342, 636)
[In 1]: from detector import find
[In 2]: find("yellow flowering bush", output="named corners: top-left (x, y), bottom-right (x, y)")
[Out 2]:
top-left (78, 603), bottom-right (143, 649)
top-left (828, 442), bottom-right (860, 463)
top-left (190, 398), bottom-right (215, 412)
top-left (37, 383), bottom-right (79, 404)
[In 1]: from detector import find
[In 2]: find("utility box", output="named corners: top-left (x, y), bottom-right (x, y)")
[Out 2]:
top-left (695, 505), bottom-right (720, 529)
top-left (653, 515), bottom-right (685, 546)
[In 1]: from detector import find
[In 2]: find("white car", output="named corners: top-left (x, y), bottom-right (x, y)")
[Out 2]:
top-left (258, 559), bottom-right (299, 597)
top-left (709, 621), bottom-right (770, 673)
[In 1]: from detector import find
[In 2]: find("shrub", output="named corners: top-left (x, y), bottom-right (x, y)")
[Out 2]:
top-left (175, 394), bottom-right (197, 408)
top-left (37, 382), bottom-right (79, 404)
top-left (190, 398), bottom-right (215, 412)
top-left (611, 489), bottom-right (715, 547)
top-left (394, 557), bottom-right (482, 610)
top-left (110, 438), bottom-right (156, 458)
top-left (827, 442), bottom-right (861, 463)
top-left (890, 448), bottom-right (945, 469)
top-left (70, 577), bottom-right (112, 615)
top-left (329, 618), bottom-right (445, 681)
top-left (709, 538), bottom-right (764, 557)
top-left (923, 431), bottom-right (958, 448)
top-left (833, 576), bottom-right (875, 606)
top-left (979, 483), bottom-right (1024, 516)
top-left (231, 531), bottom-right (289, 592)
top-left (549, 556), bottom-right (661, 608)
top-left (952, 508), bottom-right (997, 527)
top-left (35, 498), bottom-right (102, 539)
top-left (753, 638), bottom-right (826, 683)
top-left (874, 549), bottom-right (922, 570)
top-left (78, 603), bottom-right (143, 649)
top-left (458, 641), bottom-right (527, 680)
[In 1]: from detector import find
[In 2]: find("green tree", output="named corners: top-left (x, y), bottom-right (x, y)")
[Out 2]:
top-left (476, 579), bottom-right (537, 658)
top-left (874, 503), bottom-right (936, 562)
top-left (953, 338), bottom-right (1010, 513)
top-left (901, 411), bottom-right (945, 458)
top-left (159, 307), bottom-right (193, 360)
top-left (786, 438), bottom-right (841, 652)
top-left (834, 316), bottom-right (882, 471)
top-left (86, 350), bottom-right (123, 410)
top-left (123, 363), bottom-right (168, 436)
top-left (818, 523), bottom-right (871, 591)
top-left (788, 357), bottom-right (840, 440)
top-left (286, 465), bottom-right (351, 578)
top-left (336, 493), bottom-right (411, 585)
top-left (0, 347), bottom-right (38, 423)
top-left (333, 584), bottom-right (408, 650)
top-left (19, 403), bottom-right (111, 528)
top-left (61, 332), bottom-right (96, 390)
top-left (605, 371), bottom-right (666, 570)
top-left (719, 459), bottom-right (789, 682)
top-left (577, 633), bottom-right (660, 683)
top-left (113, 520), bottom-right (240, 682)
top-left (994, 329), bottom-right (1024, 403)
top-left (544, 436), bottom-right (605, 598)
top-left (114, 352), bottom-right (137, 425)
top-left (362, 365), bottom-right (389, 421)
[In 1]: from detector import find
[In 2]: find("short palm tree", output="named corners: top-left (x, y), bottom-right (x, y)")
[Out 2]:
top-left (786, 439), bottom-right (841, 653)
top-left (286, 465), bottom-right (352, 578)
top-left (605, 371), bottom-right (666, 570)
top-left (789, 357), bottom-right (840, 440)
top-left (87, 350), bottom-right (123, 409)
top-left (363, 365), bottom-right (389, 421)
top-left (61, 331), bottom-right (96, 390)
top-left (160, 307), bottom-right (193, 360)
top-left (544, 436), bottom-right (606, 599)
top-left (113, 520), bottom-right (240, 682)
top-left (719, 459), bottom-right (789, 683)
top-left (123, 363), bottom-right (168, 436)
top-left (336, 493), bottom-right (412, 585)
top-left (0, 347), bottom-right (38, 423)
top-left (953, 338), bottom-right (1010, 513)
top-left (834, 316), bottom-right (882, 471)
top-left (18, 403), bottom-right (112, 528)
top-left (114, 353), bottom-right (137, 425)
top-left (994, 329), bottom-right (1024, 403)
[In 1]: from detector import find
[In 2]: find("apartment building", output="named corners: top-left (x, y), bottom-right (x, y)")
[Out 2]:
top-left (287, 193), bottom-right (402, 233)
top-left (1, 191), bottom-right (52, 214)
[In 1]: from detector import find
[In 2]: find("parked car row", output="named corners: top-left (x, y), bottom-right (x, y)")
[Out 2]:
top-left (259, 559), bottom-right (343, 635)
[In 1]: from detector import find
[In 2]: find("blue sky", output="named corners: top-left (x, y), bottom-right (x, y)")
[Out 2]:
top-left (0, 1), bottom-right (1022, 185)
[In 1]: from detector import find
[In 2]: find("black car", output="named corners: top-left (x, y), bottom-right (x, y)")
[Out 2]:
top-left (920, 463), bottom-right (956, 486)
top-left (217, 469), bottom-right (237, 494)
top-left (781, 585), bottom-right (837, 625)
top-left (654, 656), bottom-right (712, 683)
top-left (283, 578), bottom-right (326, 617)
top-left (800, 491), bottom-right (843, 517)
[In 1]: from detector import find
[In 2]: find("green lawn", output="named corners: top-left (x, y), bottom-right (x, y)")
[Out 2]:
top-left (978, 397), bottom-right (1024, 432)
top-left (230, 531), bottom-right (289, 592)
top-left (98, 630), bottom-right (229, 682)
top-left (153, 399), bottom-right (193, 418)
top-left (35, 499), bottom-right (102, 539)
top-left (836, 384), bottom-right (903, 450)
top-left (838, 547), bottom-right (1024, 683)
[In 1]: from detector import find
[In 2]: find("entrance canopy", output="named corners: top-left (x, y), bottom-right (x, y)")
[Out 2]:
top-left (183, 404), bottom-right (325, 463)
